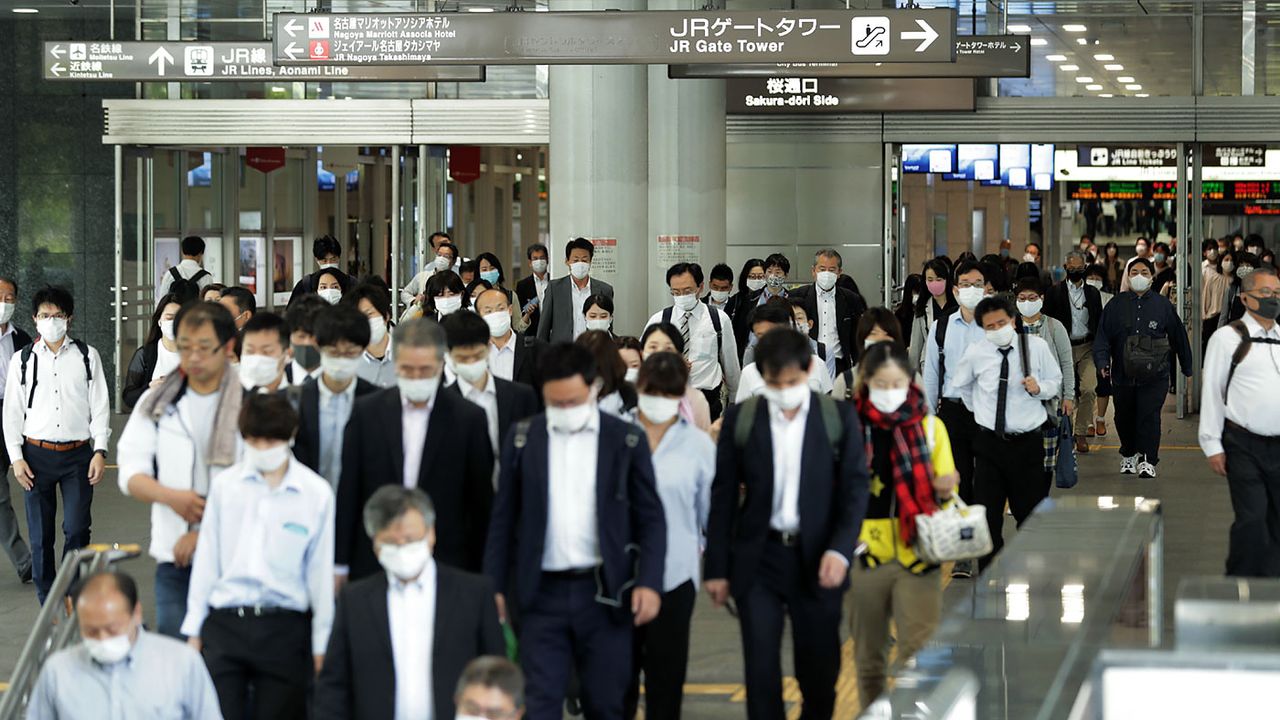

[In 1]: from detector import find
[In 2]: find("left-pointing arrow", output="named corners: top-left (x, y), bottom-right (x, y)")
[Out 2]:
top-left (50, 62), bottom-right (65, 77)
top-left (51, 45), bottom-right (65, 59)
top-left (149, 46), bottom-right (175, 76)
top-left (900, 19), bottom-right (939, 53)
top-left (284, 42), bottom-right (302, 60)
top-left (284, 18), bottom-right (302, 38)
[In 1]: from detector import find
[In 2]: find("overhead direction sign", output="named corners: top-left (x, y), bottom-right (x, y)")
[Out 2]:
top-left (43, 41), bottom-right (485, 82)
top-left (726, 77), bottom-right (975, 114)
top-left (271, 10), bottom-right (957, 66)
top-left (669, 35), bottom-right (1028, 79)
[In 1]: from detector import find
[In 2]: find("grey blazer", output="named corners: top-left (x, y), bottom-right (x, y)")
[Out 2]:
top-left (535, 275), bottom-right (615, 344)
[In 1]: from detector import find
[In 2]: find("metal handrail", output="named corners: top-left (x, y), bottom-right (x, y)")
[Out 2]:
top-left (0, 543), bottom-right (142, 720)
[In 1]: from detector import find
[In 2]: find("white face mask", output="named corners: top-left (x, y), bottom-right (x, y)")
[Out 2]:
top-left (816, 271), bottom-right (838, 292)
top-left (318, 262), bottom-right (339, 271)
top-left (1086, 279), bottom-right (1104, 290)
top-left (453, 358), bottom-right (488, 385)
top-left (435, 255), bottom-right (452, 271)
top-left (378, 539), bottom-right (431, 581)
top-left (761, 383), bottom-right (808, 411)
top-left (745, 278), bottom-right (767, 293)
top-left (1129, 274), bottom-right (1153, 293)
top-left (1023, 253), bottom-right (1037, 263)
top-left (986, 324), bottom-right (1016, 348)
top-left (869, 386), bottom-right (909, 414)
top-left (624, 367), bottom-right (639, 384)
top-left (709, 289), bottom-right (731, 304)
top-left (570, 261), bottom-right (591, 281)
top-left (0, 302), bottom-right (15, 325)
top-left (530, 259), bottom-right (549, 274)
top-left (1222, 261), bottom-right (1235, 273)
top-left (158, 319), bottom-right (175, 341)
top-left (318, 288), bottom-right (342, 305)
top-left (1016, 299), bottom-right (1043, 318)
top-left (435, 295), bottom-right (463, 316)
top-left (320, 353), bottom-right (361, 382)
top-left (238, 353), bottom-right (282, 390)
top-left (398, 375), bottom-right (440, 404)
top-left (585, 318), bottom-right (612, 332)
top-left (368, 316), bottom-right (388, 346)
top-left (956, 286), bottom-right (985, 310)
top-left (245, 442), bottom-right (290, 473)
top-left (83, 631), bottom-right (133, 665)
top-left (37, 317), bottom-right (67, 343)
top-left (672, 293), bottom-right (699, 312)
top-left (546, 401), bottom-right (595, 432)
top-left (484, 310), bottom-right (512, 338)
top-left (637, 394), bottom-right (681, 424)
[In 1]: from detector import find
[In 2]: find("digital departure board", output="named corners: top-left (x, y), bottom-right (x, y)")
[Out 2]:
top-left (1067, 181), bottom-right (1280, 202)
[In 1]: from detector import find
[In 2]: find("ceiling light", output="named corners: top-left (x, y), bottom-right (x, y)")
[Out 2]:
top-left (1076, 38), bottom-right (1089, 45)
top-left (1125, 84), bottom-right (1142, 90)
top-left (1064, 24), bottom-right (1088, 32)
top-left (1117, 76), bottom-right (1135, 83)
top-left (1008, 24), bottom-right (1032, 32)
top-left (466, 6), bottom-right (496, 11)
top-left (1076, 76), bottom-right (1094, 83)
top-left (1099, 93), bottom-right (1114, 98)
top-left (271, 86), bottom-right (285, 92)
top-left (1046, 54), bottom-right (1068, 61)
top-left (1094, 53), bottom-right (1115, 61)
top-left (1104, 64), bottom-right (1124, 71)
top-left (1030, 38), bottom-right (1048, 46)
top-left (1136, 93), bottom-right (1150, 97)
top-left (1086, 84), bottom-right (1103, 90)
top-left (11, 7), bottom-right (39, 12)
top-left (1060, 64), bottom-right (1080, 71)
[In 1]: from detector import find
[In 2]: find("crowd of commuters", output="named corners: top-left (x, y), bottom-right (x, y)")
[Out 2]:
top-left (6, 227), bottom-right (1278, 720)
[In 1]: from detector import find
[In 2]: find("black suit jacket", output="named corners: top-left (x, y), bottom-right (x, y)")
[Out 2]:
top-left (483, 412), bottom-right (667, 618)
top-left (728, 290), bottom-right (764, 362)
top-left (1043, 281), bottom-right (1103, 342)
top-left (315, 565), bottom-right (505, 720)
top-left (444, 377), bottom-right (540, 457)
top-left (791, 284), bottom-right (868, 363)
top-left (510, 333), bottom-right (547, 391)
top-left (515, 274), bottom-right (545, 332)
top-left (337, 387), bottom-right (495, 578)
top-left (291, 377), bottom-right (380, 475)
top-left (704, 395), bottom-right (869, 597)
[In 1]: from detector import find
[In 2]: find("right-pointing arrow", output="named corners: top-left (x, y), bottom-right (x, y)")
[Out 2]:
top-left (900, 19), bottom-right (939, 53)
top-left (284, 42), bottom-right (302, 60)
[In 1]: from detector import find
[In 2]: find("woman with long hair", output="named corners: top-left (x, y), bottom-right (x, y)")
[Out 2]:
top-left (641, 322), bottom-right (711, 431)
top-left (729, 258), bottom-right (766, 362)
top-left (833, 308), bottom-right (905, 401)
top-left (908, 258), bottom-right (958, 371)
top-left (122, 292), bottom-right (184, 409)
top-left (576, 329), bottom-right (635, 417)
top-left (1102, 242), bottom-right (1124, 292)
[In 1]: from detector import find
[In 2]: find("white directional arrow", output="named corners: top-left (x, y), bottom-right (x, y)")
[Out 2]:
top-left (284, 18), bottom-right (302, 38)
top-left (50, 62), bottom-right (65, 77)
top-left (900, 19), bottom-right (939, 53)
top-left (51, 45), bottom-right (65, 59)
top-left (284, 42), bottom-right (302, 60)
top-left (1010, 41), bottom-right (1023, 53)
top-left (149, 46), bottom-right (175, 75)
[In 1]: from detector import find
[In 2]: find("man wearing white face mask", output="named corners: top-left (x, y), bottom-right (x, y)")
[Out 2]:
top-left (4, 286), bottom-right (110, 604)
top-left (704, 263), bottom-right (735, 313)
top-left (646, 262), bottom-right (740, 421)
top-left (792, 249), bottom-right (868, 376)
top-left (182, 393), bottom-right (335, 718)
top-left (536, 238), bottom-right (615, 345)
top-left (316, 486), bottom-right (504, 720)
top-left (0, 276), bottom-right (31, 585)
top-left (401, 233), bottom-right (458, 306)
top-left (337, 318), bottom-right (494, 584)
top-left (516, 242), bottom-right (552, 332)
top-left (476, 288), bottom-right (546, 389)
top-left (27, 570), bottom-right (221, 719)
top-left (237, 312), bottom-right (291, 394)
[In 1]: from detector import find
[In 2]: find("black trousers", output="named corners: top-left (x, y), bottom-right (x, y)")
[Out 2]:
top-left (23, 442), bottom-right (92, 603)
top-left (834, 354), bottom-right (853, 377)
top-left (700, 386), bottom-right (724, 423)
top-left (737, 540), bottom-right (842, 720)
top-left (201, 608), bottom-right (312, 720)
top-left (936, 399), bottom-right (978, 503)
top-left (974, 428), bottom-right (1050, 569)
top-left (1223, 425), bottom-right (1280, 577)
top-left (1113, 380), bottom-right (1167, 463)
top-left (625, 580), bottom-right (696, 720)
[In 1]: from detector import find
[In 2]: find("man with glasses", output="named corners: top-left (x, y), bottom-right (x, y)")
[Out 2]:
top-left (454, 657), bottom-right (527, 720)
top-left (2, 285), bottom-right (109, 603)
top-left (1201, 266), bottom-right (1280, 576)
top-left (118, 301), bottom-right (243, 636)
top-left (644, 262), bottom-right (740, 421)
top-left (757, 253), bottom-right (792, 305)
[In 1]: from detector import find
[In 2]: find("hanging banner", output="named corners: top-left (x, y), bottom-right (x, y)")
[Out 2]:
top-left (449, 146), bottom-right (482, 184)
top-left (246, 147), bottom-right (287, 174)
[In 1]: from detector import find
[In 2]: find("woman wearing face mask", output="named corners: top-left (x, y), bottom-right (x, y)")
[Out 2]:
top-left (1083, 265), bottom-right (1114, 436)
top-left (833, 308), bottom-right (905, 401)
top-left (894, 273), bottom-right (924, 346)
top-left (582, 294), bottom-right (616, 337)
top-left (1014, 278), bottom-right (1076, 477)
top-left (576, 330), bottom-right (636, 417)
top-left (847, 341), bottom-right (958, 710)
top-left (622, 352), bottom-right (715, 720)
top-left (908, 259), bottom-right (958, 372)
top-left (465, 278), bottom-right (493, 303)
top-left (413, 271), bottom-right (468, 322)
top-left (343, 282), bottom-right (397, 388)
top-left (616, 336), bottom-right (643, 385)
top-left (640, 323), bottom-right (711, 432)
top-left (315, 269), bottom-right (348, 306)
top-left (122, 292), bottom-right (184, 410)
top-left (730, 258), bottom-right (767, 364)
top-left (1102, 242), bottom-right (1124, 293)
top-left (1219, 251), bottom-right (1259, 329)
top-left (1202, 246), bottom-right (1230, 356)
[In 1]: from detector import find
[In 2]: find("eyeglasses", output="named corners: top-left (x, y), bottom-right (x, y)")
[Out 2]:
top-left (1250, 290), bottom-right (1279, 299)
top-left (669, 288), bottom-right (699, 297)
top-left (35, 313), bottom-right (67, 321)
top-left (955, 281), bottom-right (983, 289)
top-left (176, 342), bottom-right (223, 357)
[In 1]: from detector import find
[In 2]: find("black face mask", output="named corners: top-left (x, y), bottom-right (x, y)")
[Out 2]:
top-left (294, 344), bottom-right (321, 372)
top-left (1253, 296), bottom-right (1280, 320)
top-left (1066, 269), bottom-right (1086, 283)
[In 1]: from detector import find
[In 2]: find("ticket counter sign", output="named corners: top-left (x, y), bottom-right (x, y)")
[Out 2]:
top-left (272, 9), bottom-right (957, 66)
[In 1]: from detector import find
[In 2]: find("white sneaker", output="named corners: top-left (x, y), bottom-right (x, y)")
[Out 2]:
top-left (1120, 455), bottom-right (1139, 474)
top-left (1137, 458), bottom-right (1157, 478)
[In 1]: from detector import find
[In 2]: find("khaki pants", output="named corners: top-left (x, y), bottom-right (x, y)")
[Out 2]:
top-left (1071, 343), bottom-right (1098, 435)
top-left (846, 562), bottom-right (943, 710)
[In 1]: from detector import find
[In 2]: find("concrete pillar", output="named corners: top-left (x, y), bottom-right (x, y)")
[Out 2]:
top-left (647, 0), bottom-right (727, 316)
top-left (548, 0), bottom-right (648, 335)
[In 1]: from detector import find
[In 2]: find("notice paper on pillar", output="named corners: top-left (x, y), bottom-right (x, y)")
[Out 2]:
top-left (450, 146), bottom-right (482, 184)
top-left (588, 238), bottom-right (618, 280)
top-left (656, 235), bottom-right (701, 267)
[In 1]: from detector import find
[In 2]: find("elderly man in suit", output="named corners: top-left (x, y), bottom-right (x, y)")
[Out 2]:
top-left (535, 238), bottom-right (615, 345)
top-left (789, 248), bottom-right (868, 376)
top-left (317, 485), bottom-right (504, 720)
top-left (475, 288), bottom-right (547, 391)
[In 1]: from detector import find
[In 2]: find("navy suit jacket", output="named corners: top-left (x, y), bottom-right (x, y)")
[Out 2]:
top-left (704, 394), bottom-right (870, 597)
top-left (483, 411), bottom-right (666, 617)
top-left (290, 377), bottom-right (379, 475)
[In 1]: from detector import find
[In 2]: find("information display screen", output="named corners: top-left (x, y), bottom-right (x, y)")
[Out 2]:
top-left (999, 143), bottom-right (1030, 188)
top-left (1068, 180), bottom-right (1280, 201)
top-left (903, 144), bottom-right (958, 174)
top-left (1031, 143), bottom-right (1054, 190)
top-left (956, 144), bottom-right (999, 181)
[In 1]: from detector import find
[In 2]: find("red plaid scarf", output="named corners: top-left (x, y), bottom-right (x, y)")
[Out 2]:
top-left (855, 386), bottom-right (937, 545)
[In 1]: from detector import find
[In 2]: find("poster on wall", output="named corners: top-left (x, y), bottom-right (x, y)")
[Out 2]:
top-left (589, 238), bottom-right (618, 280)
top-left (239, 237), bottom-right (261, 300)
top-left (273, 237), bottom-right (300, 307)
top-left (656, 235), bottom-right (701, 267)
top-left (155, 238), bottom-right (181, 291)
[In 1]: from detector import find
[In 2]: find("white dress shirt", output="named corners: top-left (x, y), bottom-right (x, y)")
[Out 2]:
top-left (768, 392), bottom-right (810, 533)
top-left (534, 273), bottom-right (549, 305)
top-left (181, 458), bottom-right (335, 651)
top-left (402, 395), bottom-right (433, 489)
top-left (388, 561), bottom-right (436, 720)
top-left (543, 409), bottom-right (601, 570)
top-left (922, 310), bottom-right (988, 410)
top-left (815, 287), bottom-right (845, 360)
top-left (1200, 312), bottom-right (1280, 455)
top-left (1067, 282), bottom-right (1091, 340)
top-left (571, 279), bottom-right (592, 340)
top-left (488, 334), bottom-right (516, 382)
top-left (645, 304), bottom-right (741, 399)
top-left (735, 357), bottom-right (832, 403)
top-left (289, 360), bottom-right (322, 387)
top-left (152, 343), bottom-right (181, 382)
top-left (949, 335), bottom-right (1063, 435)
top-left (0, 325), bottom-right (16, 402)
top-left (2, 338), bottom-right (110, 462)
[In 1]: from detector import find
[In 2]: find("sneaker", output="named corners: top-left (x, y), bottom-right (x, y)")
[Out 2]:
top-left (1137, 458), bottom-right (1157, 478)
top-left (950, 560), bottom-right (974, 579)
top-left (1075, 436), bottom-right (1091, 454)
top-left (1120, 455), bottom-right (1138, 474)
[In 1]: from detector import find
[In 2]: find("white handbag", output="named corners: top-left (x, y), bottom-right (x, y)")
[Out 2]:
top-left (913, 496), bottom-right (993, 565)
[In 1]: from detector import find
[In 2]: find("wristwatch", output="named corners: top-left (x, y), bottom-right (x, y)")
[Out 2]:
top-left (93, 449), bottom-right (107, 459)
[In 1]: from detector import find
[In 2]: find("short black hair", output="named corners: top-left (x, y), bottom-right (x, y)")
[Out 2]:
top-left (313, 235), bottom-right (342, 261)
top-left (582, 293), bottom-right (613, 317)
top-left (455, 657), bottom-right (526, 710)
top-left (437, 243), bottom-right (460, 262)
top-left (342, 280), bottom-right (392, 321)
top-left (221, 286), bottom-right (256, 316)
top-left (442, 309), bottom-right (491, 349)
top-left (980, 260), bottom-right (1009, 293)
top-left (953, 260), bottom-right (983, 284)
top-left (459, 260), bottom-right (479, 278)
top-left (241, 311), bottom-right (290, 349)
top-left (174, 299), bottom-right (237, 346)
top-left (1025, 242), bottom-right (1041, 253)
top-left (1085, 263), bottom-right (1107, 280)
top-left (32, 285), bottom-right (74, 318)
top-left (539, 342), bottom-right (598, 386)
top-left (285, 293), bottom-right (329, 337)
top-left (239, 392), bottom-right (298, 441)
top-left (475, 253), bottom-right (506, 286)
top-left (710, 263), bottom-right (734, 284)
top-left (974, 296), bottom-right (1016, 326)
top-left (749, 300), bottom-right (795, 329)
top-left (527, 243), bottom-right (549, 260)
top-left (1129, 257), bottom-right (1156, 275)
top-left (1153, 241), bottom-right (1170, 255)
top-left (1014, 277), bottom-right (1044, 296)
top-left (565, 237), bottom-right (595, 260)
top-left (315, 303), bottom-right (372, 349)
top-left (615, 335), bottom-right (642, 354)
top-left (854, 307), bottom-right (905, 350)
top-left (425, 271), bottom-right (469, 313)
top-left (636, 351), bottom-right (688, 397)
top-left (755, 327), bottom-right (812, 377)
top-left (71, 569), bottom-right (139, 613)
top-left (666, 262), bottom-right (704, 287)
top-left (764, 253), bottom-right (790, 275)
top-left (428, 231), bottom-right (452, 249)
top-left (181, 235), bottom-right (206, 257)
top-left (640, 322), bottom-right (685, 355)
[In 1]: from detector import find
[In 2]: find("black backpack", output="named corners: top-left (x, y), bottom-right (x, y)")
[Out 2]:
top-left (20, 339), bottom-right (92, 410)
top-left (932, 304), bottom-right (961, 396)
top-left (1224, 321), bottom-right (1280, 403)
top-left (661, 305), bottom-right (723, 359)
